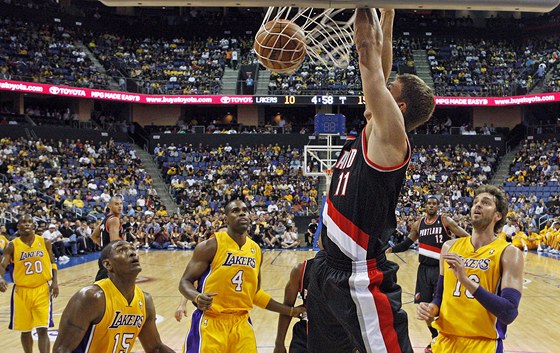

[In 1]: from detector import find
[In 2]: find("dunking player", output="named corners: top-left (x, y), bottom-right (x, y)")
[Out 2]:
top-left (53, 241), bottom-right (175, 353)
top-left (92, 196), bottom-right (124, 281)
top-left (418, 185), bottom-right (524, 353)
top-left (306, 8), bottom-right (435, 353)
top-left (387, 195), bottom-right (469, 352)
top-left (179, 200), bottom-right (305, 353)
top-left (273, 257), bottom-right (315, 353)
top-left (0, 215), bottom-right (59, 353)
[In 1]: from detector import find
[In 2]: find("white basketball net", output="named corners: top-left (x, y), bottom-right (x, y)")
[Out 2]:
top-left (260, 7), bottom-right (356, 68)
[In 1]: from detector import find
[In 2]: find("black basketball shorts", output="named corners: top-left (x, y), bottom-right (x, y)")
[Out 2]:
top-left (414, 263), bottom-right (440, 304)
top-left (307, 251), bottom-right (413, 353)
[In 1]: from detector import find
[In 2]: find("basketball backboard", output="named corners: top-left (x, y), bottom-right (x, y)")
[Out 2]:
top-left (100, 0), bottom-right (560, 12)
top-left (304, 135), bottom-right (344, 190)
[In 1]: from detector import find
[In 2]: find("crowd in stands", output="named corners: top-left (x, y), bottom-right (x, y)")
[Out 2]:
top-left (506, 138), bottom-right (560, 186)
top-left (0, 137), bottom-right (162, 221)
top-left (0, 17), bottom-right (110, 89)
top-left (2, 0), bottom-right (560, 97)
top-left (427, 37), bottom-right (559, 97)
top-left (84, 32), bottom-right (254, 95)
top-left (3, 135), bottom-right (560, 256)
top-left (544, 52), bottom-right (560, 92)
top-left (154, 142), bottom-right (319, 217)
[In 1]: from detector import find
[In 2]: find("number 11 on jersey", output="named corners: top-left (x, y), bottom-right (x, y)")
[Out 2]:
top-left (334, 171), bottom-right (350, 196)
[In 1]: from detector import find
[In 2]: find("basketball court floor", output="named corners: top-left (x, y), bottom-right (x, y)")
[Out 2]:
top-left (0, 249), bottom-right (558, 353)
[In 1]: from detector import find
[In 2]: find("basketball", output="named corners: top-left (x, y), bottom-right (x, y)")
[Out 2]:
top-left (254, 19), bottom-right (306, 74)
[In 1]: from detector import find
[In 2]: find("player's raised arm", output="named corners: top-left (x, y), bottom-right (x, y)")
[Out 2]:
top-left (355, 8), bottom-right (408, 167)
top-left (380, 9), bottom-right (395, 82)
top-left (53, 286), bottom-right (105, 353)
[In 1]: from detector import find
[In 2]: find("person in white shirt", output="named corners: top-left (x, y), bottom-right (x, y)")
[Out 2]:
top-left (137, 196), bottom-right (146, 208)
top-left (42, 224), bottom-right (68, 261)
top-left (99, 190), bottom-right (111, 203)
top-left (281, 226), bottom-right (300, 249)
top-left (501, 218), bottom-right (518, 242)
top-left (74, 220), bottom-right (92, 253)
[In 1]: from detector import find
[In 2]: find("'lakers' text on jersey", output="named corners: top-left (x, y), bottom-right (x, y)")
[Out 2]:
top-left (73, 279), bottom-right (146, 353)
top-left (434, 237), bottom-right (510, 340)
top-left (418, 215), bottom-right (452, 266)
top-left (99, 214), bottom-right (123, 248)
top-left (322, 130), bottom-right (410, 261)
top-left (197, 231), bottom-right (262, 314)
top-left (11, 236), bottom-right (53, 288)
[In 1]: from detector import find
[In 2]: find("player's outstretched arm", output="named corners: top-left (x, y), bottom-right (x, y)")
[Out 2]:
top-left (274, 262), bottom-right (304, 353)
top-left (53, 286), bottom-right (105, 353)
top-left (255, 267), bottom-right (305, 318)
top-left (138, 292), bottom-right (176, 353)
top-left (354, 8), bottom-right (407, 167)
top-left (178, 238), bottom-right (218, 311)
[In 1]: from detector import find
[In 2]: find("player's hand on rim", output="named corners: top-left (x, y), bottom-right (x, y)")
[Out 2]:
top-left (379, 8), bottom-right (395, 16)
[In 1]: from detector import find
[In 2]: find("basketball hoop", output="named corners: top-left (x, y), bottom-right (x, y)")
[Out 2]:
top-left (259, 7), bottom-right (355, 68)
top-left (323, 168), bottom-right (334, 186)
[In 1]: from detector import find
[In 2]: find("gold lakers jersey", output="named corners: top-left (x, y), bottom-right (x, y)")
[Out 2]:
top-left (11, 235), bottom-right (52, 288)
top-left (199, 231), bottom-right (262, 314)
top-left (76, 279), bottom-right (146, 353)
top-left (433, 237), bottom-right (510, 339)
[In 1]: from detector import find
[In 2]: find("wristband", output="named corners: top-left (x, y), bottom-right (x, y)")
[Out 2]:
top-left (473, 286), bottom-right (521, 325)
top-left (51, 263), bottom-right (58, 271)
top-left (289, 307), bottom-right (294, 317)
top-left (432, 275), bottom-right (444, 308)
top-left (392, 237), bottom-right (414, 253)
top-left (194, 293), bottom-right (202, 305)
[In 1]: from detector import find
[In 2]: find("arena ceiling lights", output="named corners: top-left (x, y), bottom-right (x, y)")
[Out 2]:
top-left (99, 0), bottom-right (560, 12)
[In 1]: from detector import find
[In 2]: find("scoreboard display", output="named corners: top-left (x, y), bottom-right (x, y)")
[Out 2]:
top-left (254, 95), bottom-right (365, 105)
top-left (314, 113), bottom-right (346, 135)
